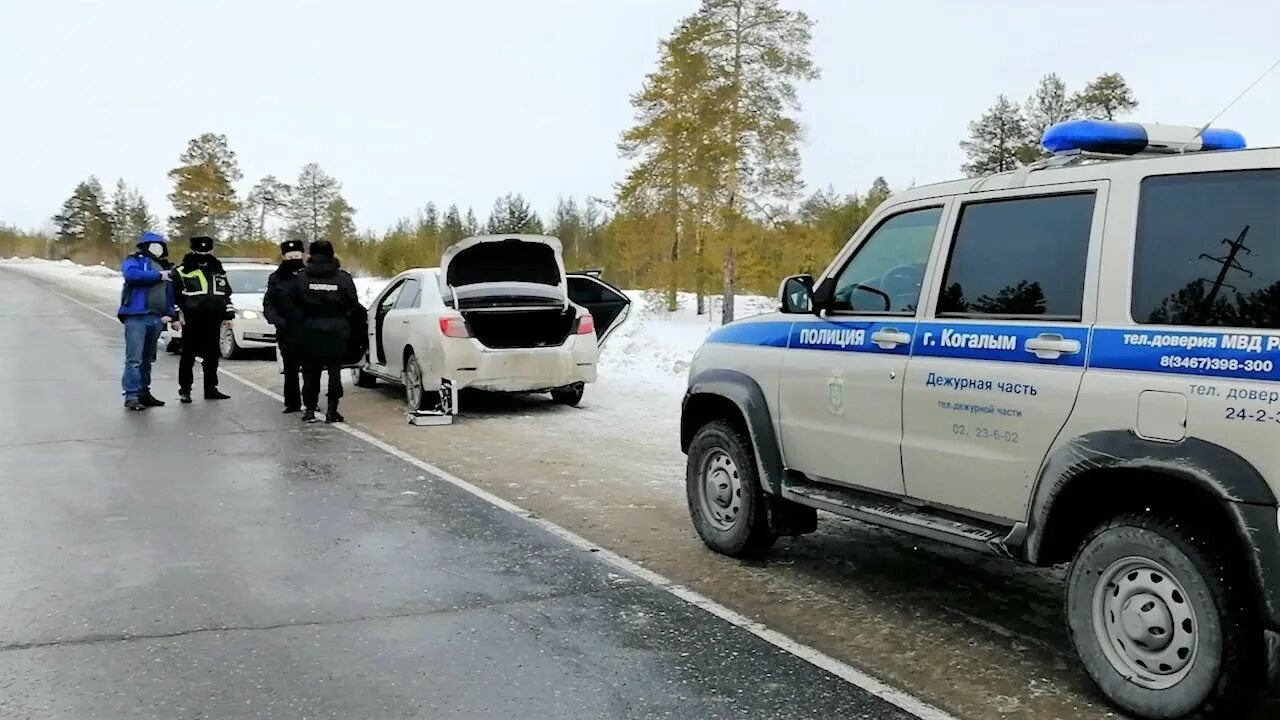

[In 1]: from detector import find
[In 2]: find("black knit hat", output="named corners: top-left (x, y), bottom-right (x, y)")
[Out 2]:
top-left (308, 240), bottom-right (335, 257)
top-left (280, 240), bottom-right (305, 255)
top-left (189, 235), bottom-right (214, 252)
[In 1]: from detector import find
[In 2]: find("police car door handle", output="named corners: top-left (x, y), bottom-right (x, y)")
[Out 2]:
top-left (870, 328), bottom-right (911, 349)
top-left (1025, 333), bottom-right (1081, 359)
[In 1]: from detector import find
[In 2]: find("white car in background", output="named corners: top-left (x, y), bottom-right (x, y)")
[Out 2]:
top-left (352, 234), bottom-right (631, 409)
top-left (163, 259), bottom-right (278, 359)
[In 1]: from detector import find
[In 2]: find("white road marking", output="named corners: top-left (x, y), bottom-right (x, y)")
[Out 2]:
top-left (50, 284), bottom-right (960, 720)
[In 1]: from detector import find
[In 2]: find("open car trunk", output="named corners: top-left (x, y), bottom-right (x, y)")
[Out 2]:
top-left (439, 235), bottom-right (568, 309)
top-left (462, 307), bottom-right (577, 349)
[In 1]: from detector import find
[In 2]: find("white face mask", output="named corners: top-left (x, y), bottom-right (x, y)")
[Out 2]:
top-left (146, 243), bottom-right (165, 258)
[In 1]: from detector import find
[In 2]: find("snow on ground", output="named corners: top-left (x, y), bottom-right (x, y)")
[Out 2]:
top-left (2, 258), bottom-right (126, 298)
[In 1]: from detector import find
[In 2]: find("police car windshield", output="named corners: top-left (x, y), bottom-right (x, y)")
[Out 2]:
top-left (226, 268), bottom-right (273, 294)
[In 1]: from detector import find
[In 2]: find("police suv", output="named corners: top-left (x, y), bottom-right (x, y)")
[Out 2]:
top-left (680, 120), bottom-right (1279, 719)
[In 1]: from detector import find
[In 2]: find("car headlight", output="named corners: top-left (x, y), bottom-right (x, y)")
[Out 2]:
top-left (239, 310), bottom-right (260, 320)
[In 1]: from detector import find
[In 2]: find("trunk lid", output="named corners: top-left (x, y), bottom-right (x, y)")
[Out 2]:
top-left (439, 235), bottom-right (567, 309)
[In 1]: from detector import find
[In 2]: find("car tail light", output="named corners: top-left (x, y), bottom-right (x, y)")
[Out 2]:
top-left (575, 312), bottom-right (595, 335)
top-left (438, 316), bottom-right (470, 338)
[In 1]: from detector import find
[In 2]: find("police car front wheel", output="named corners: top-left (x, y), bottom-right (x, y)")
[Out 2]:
top-left (1066, 514), bottom-right (1264, 719)
top-left (686, 421), bottom-right (777, 558)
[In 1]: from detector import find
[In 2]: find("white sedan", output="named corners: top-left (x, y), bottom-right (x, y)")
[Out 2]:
top-left (352, 234), bottom-right (631, 410)
top-left (163, 260), bottom-right (278, 359)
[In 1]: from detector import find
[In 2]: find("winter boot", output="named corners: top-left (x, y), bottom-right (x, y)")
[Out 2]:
top-left (324, 410), bottom-right (345, 424)
top-left (124, 397), bottom-right (146, 411)
top-left (282, 405), bottom-right (301, 414)
top-left (205, 389), bottom-right (231, 401)
top-left (139, 391), bottom-right (166, 408)
top-left (178, 390), bottom-right (193, 404)
top-left (301, 409), bottom-right (318, 423)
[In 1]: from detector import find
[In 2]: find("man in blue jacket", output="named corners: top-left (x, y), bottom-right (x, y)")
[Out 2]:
top-left (118, 232), bottom-right (177, 411)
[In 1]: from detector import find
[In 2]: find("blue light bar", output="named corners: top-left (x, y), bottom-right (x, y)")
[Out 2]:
top-left (1041, 119), bottom-right (1246, 155)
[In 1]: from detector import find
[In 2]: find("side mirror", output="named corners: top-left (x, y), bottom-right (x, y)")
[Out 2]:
top-left (778, 274), bottom-right (814, 314)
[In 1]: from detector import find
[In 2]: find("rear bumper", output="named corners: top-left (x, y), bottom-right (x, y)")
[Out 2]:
top-left (1238, 503), bottom-right (1280, 631)
top-left (445, 336), bottom-right (597, 392)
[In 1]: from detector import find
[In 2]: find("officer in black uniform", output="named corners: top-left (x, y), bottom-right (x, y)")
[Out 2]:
top-left (263, 239), bottom-right (307, 413)
top-left (291, 240), bottom-right (361, 423)
top-left (174, 235), bottom-right (233, 403)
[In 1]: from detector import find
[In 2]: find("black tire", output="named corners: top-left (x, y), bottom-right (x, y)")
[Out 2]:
top-left (685, 420), bottom-right (778, 558)
top-left (551, 382), bottom-right (585, 407)
top-left (1066, 514), bottom-right (1264, 719)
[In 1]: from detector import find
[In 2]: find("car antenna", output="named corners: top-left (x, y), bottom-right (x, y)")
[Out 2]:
top-left (1183, 54), bottom-right (1280, 152)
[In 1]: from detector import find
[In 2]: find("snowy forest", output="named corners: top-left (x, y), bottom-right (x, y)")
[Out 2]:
top-left (1, 0), bottom-right (1138, 322)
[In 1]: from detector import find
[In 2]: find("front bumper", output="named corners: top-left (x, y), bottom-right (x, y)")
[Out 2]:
top-left (232, 317), bottom-right (276, 348)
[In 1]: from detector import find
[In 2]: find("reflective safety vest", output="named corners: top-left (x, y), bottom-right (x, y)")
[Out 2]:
top-left (176, 266), bottom-right (230, 314)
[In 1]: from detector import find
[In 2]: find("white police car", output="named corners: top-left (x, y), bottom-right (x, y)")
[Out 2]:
top-left (681, 120), bottom-right (1279, 718)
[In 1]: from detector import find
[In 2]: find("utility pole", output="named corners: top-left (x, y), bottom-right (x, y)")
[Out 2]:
top-left (1198, 226), bottom-right (1253, 310)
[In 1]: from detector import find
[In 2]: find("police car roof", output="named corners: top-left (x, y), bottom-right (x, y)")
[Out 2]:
top-left (887, 145), bottom-right (1280, 205)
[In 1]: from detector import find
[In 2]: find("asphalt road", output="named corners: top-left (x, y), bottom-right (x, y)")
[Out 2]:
top-left (0, 270), bottom-right (930, 719)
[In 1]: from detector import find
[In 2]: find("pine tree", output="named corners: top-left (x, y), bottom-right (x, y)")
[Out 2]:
top-left (167, 133), bottom-right (242, 242)
top-left (960, 95), bottom-right (1029, 177)
top-left (549, 197), bottom-right (586, 266)
top-left (109, 180), bottom-right (132, 246)
top-left (680, 0), bottom-right (819, 323)
top-left (1021, 73), bottom-right (1073, 161)
top-left (464, 208), bottom-right (481, 236)
top-left (126, 194), bottom-right (157, 242)
top-left (51, 177), bottom-right (112, 258)
top-left (289, 163), bottom-right (341, 242)
top-left (323, 196), bottom-right (358, 248)
top-left (246, 175), bottom-right (292, 241)
top-left (485, 193), bottom-right (544, 234)
top-left (1073, 72), bottom-right (1138, 121)
top-left (441, 204), bottom-right (466, 247)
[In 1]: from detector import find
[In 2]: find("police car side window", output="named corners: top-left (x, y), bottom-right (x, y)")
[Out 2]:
top-left (1133, 170), bottom-right (1280, 329)
top-left (937, 193), bottom-right (1094, 320)
top-left (830, 206), bottom-right (942, 314)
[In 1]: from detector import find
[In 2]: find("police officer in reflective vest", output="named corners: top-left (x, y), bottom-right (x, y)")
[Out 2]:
top-left (263, 239), bottom-right (306, 413)
top-left (175, 235), bottom-right (233, 403)
top-left (290, 240), bottom-right (361, 423)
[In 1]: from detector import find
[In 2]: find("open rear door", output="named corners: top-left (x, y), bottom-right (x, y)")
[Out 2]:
top-left (566, 273), bottom-right (631, 347)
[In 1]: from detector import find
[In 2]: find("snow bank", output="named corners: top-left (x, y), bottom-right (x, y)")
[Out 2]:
top-left (597, 291), bottom-right (777, 390)
top-left (2, 257), bottom-right (125, 297)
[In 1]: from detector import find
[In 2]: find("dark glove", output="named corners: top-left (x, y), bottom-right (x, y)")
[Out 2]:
top-left (225, 305), bottom-right (237, 319)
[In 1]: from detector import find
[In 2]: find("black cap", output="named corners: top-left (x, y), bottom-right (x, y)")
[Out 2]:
top-left (308, 240), bottom-right (335, 257)
top-left (280, 240), bottom-right (305, 255)
top-left (190, 236), bottom-right (214, 252)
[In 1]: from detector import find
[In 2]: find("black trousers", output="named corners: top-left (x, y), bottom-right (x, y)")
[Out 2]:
top-left (279, 343), bottom-right (302, 409)
top-left (302, 360), bottom-right (343, 412)
top-left (179, 318), bottom-right (221, 394)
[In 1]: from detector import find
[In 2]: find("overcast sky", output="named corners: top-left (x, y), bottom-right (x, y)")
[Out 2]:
top-left (4, 0), bottom-right (1279, 234)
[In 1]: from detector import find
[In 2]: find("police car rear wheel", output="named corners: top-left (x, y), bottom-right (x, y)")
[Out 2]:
top-left (1066, 514), bottom-right (1264, 719)
top-left (686, 420), bottom-right (777, 558)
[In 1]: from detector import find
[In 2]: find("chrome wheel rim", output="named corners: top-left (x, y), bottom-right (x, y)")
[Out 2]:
top-left (698, 449), bottom-right (742, 532)
top-left (1092, 555), bottom-right (1200, 690)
